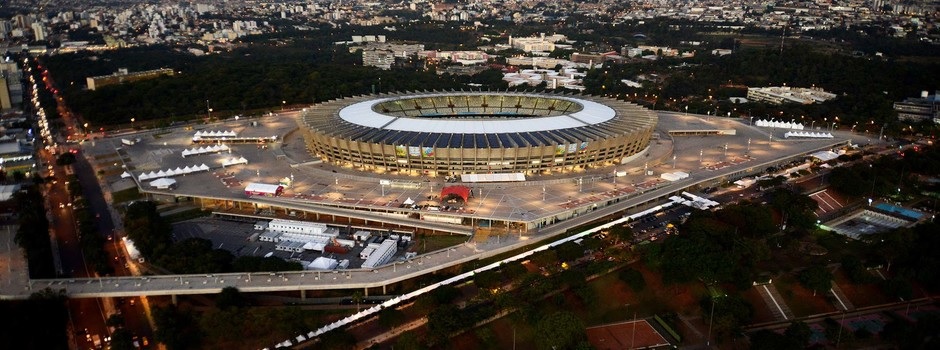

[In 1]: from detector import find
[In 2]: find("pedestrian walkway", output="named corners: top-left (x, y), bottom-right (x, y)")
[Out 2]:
top-left (829, 282), bottom-right (855, 311)
top-left (755, 283), bottom-right (795, 321)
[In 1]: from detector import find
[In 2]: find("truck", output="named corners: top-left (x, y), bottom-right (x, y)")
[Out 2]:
top-left (121, 138), bottom-right (140, 146)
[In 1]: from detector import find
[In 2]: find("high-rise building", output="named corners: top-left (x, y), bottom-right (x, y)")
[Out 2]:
top-left (0, 60), bottom-right (23, 111)
top-left (30, 22), bottom-right (45, 41)
top-left (0, 78), bottom-right (11, 111)
top-left (12, 14), bottom-right (31, 29)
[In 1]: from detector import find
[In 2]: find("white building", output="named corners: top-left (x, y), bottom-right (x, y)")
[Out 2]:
top-left (362, 239), bottom-right (397, 269)
top-left (275, 241), bottom-right (306, 253)
top-left (269, 219), bottom-right (329, 235)
top-left (509, 33), bottom-right (566, 53)
top-left (747, 86), bottom-right (837, 105)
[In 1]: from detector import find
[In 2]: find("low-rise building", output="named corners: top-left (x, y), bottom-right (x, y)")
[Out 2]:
top-left (86, 68), bottom-right (175, 90)
top-left (746, 86), bottom-right (837, 105)
top-left (894, 90), bottom-right (940, 123)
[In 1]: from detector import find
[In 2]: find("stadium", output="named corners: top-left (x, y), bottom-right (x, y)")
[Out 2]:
top-left (298, 92), bottom-right (658, 176)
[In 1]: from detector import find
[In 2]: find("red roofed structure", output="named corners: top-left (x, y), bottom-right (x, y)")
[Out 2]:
top-left (440, 186), bottom-right (471, 203)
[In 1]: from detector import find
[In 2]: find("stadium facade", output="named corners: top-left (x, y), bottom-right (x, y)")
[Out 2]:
top-left (298, 92), bottom-right (657, 176)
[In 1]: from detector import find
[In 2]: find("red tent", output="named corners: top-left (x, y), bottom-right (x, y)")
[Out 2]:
top-left (440, 186), bottom-right (471, 202)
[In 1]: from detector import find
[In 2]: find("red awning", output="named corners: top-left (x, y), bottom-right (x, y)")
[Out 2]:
top-left (440, 186), bottom-right (471, 202)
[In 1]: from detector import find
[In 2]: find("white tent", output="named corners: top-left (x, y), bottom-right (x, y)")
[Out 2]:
top-left (182, 166), bottom-right (194, 173)
top-left (403, 197), bottom-right (415, 206)
top-left (120, 171), bottom-right (132, 179)
top-left (198, 164), bottom-right (210, 171)
top-left (156, 170), bottom-right (167, 177)
top-left (174, 167), bottom-right (184, 174)
top-left (138, 173), bottom-right (150, 180)
top-left (307, 257), bottom-right (338, 270)
top-left (149, 178), bottom-right (177, 189)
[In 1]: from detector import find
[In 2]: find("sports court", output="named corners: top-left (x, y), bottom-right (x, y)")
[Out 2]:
top-left (586, 319), bottom-right (671, 350)
top-left (839, 313), bottom-right (889, 334)
top-left (809, 189), bottom-right (846, 217)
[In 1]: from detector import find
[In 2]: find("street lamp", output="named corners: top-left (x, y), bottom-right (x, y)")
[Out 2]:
top-left (672, 155), bottom-right (677, 169)
top-left (699, 149), bottom-right (703, 163)
top-left (83, 122), bottom-right (89, 135)
top-left (746, 138), bottom-right (751, 154)
top-left (282, 100), bottom-right (287, 111)
top-left (130, 118), bottom-right (135, 129)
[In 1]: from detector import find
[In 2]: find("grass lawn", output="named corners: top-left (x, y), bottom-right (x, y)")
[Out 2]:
top-left (111, 187), bottom-right (141, 204)
top-left (416, 234), bottom-right (470, 253)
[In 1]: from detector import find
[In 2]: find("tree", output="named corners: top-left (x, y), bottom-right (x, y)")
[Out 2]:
top-left (427, 304), bottom-right (464, 342)
top-left (619, 268), bottom-right (646, 292)
top-left (705, 295), bottom-right (753, 342)
top-left (110, 328), bottom-right (135, 350)
top-left (535, 311), bottom-right (585, 350)
top-left (473, 269), bottom-right (501, 290)
top-left (429, 284), bottom-right (461, 306)
top-left (152, 305), bottom-right (202, 350)
top-left (56, 152), bottom-right (76, 166)
top-left (0, 288), bottom-right (69, 349)
top-left (394, 332), bottom-right (422, 350)
top-left (377, 306), bottom-right (405, 329)
top-left (798, 265), bottom-right (833, 296)
top-left (840, 255), bottom-right (874, 284)
top-left (317, 329), bottom-right (356, 350)
top-left (608, 225), bottom-right (634, 243)
top-left (215, 287), bottom-right (248, 310)
top-left (106, 313), bottom-right (126, 328)
top-left (555, 241), bottom-right (584, 262)
top-left (783, 321), bottom-right (812, 346)
top-left (351, 290), bottom-right (364, 312)
top-left (749, 329), bottom-right (801, 350)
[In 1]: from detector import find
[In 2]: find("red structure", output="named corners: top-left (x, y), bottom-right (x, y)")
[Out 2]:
top-left (440, 186), bottom-right (471, 202)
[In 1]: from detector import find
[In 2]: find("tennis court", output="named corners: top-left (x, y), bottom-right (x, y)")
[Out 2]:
top-left (586, 319), bottom-right (671, 350)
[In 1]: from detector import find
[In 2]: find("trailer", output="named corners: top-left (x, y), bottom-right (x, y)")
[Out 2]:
top-left (244, 182), bottom-right (284, 197)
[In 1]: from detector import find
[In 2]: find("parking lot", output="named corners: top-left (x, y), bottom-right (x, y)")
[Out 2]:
top-left (172, 217), bottom-right (415, 269)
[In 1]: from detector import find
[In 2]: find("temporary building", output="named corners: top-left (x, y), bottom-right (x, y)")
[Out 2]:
top-left (307, 257), bottom-right (338, 270)
top-left (149, 178), bottom-right (177, 189)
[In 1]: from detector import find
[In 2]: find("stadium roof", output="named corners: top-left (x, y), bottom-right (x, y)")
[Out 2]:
top-left (301, 91), bottom-right (657, 148)
top-left (338, 94), bottom-right (615, 133)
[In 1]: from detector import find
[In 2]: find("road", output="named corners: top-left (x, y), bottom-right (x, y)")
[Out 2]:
top-left (73, 148), bottom-right (155, 346)
top-left (35, 56), bottom-right (154, 349)
top-left (40, 145), bottom-right (112, 350)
